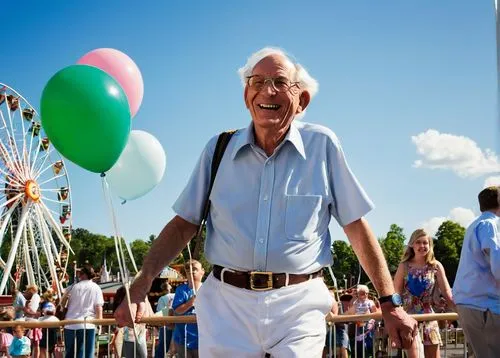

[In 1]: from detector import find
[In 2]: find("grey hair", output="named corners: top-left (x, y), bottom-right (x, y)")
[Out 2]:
top-left (237, 47), bottom-right (319, 99)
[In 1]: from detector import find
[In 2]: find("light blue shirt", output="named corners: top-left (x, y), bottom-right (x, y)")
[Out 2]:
top-left (9, 336), bottom-right (31, 356)
top-left (453, 211), bottom-right (500, 314)
top-left (173, 121), bottom-right (374, 274)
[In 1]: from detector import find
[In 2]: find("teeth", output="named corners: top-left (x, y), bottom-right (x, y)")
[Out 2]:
top-left (259, 104), bottom-right (280, 110)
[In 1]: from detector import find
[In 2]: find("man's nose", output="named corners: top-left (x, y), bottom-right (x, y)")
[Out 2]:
top-left (263, 80), bottom-right (277, 95)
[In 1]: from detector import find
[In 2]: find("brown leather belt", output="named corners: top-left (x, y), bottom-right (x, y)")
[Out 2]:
top-left (212, 265), bottom-right (323, 291)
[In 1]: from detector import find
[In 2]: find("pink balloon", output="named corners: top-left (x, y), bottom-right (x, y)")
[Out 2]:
top-left (77, 48), bottom-right (144, 118)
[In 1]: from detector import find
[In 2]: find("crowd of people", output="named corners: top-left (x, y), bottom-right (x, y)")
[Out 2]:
top-left (0, 264), bottom-right (104, 358)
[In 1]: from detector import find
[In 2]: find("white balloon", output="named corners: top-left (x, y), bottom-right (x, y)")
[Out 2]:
top-left (106, 130), bottom-right (166, 201)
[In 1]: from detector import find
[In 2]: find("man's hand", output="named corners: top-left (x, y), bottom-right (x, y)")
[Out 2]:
top-left (381, 304), bottom-right (418, 349)
top-left (114, 282), bottom-right (149, 327)
top-left (114, 299), bottom-right (146, 327)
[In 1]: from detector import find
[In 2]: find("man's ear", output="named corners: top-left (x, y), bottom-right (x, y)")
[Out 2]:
top-left (296, 91), bottom-right (311, 114)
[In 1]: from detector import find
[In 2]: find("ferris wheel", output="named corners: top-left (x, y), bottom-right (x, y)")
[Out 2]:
top-left (0, 83), bottom-right (73, 295)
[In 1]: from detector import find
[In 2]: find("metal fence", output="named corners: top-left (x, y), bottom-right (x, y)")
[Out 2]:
top-left (0, 312), bottom-right (469, 358)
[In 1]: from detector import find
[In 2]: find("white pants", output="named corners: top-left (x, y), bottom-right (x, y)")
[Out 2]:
top-left (195, 273), bottom-right (334, 358)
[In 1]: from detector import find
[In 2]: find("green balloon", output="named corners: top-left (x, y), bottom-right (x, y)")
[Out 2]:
top-left (41, 64), bottom-right (131, 173)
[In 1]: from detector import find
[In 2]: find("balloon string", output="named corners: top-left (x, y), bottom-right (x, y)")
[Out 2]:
top-left (100, 175), bottom-right (139, 341)
top-left (186, 241), bottom-right (197, 296)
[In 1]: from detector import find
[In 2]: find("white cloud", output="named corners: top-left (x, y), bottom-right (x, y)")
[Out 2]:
top-left (421, 216), bottom-right (447, 237)
top-left (412, 129), bottom-right (500, 177)
top-left (420, 207), bottom-right (476, 237)
top-left (483, 176), bottom-right (500, 188)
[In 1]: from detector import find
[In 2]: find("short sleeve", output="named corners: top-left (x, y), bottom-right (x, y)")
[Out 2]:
top-left (94, 285), bottom-right (104, 306)
top-left (172, 136), bottom-right (218, 225)
top-left (327, 134), bottom-right (374, 226)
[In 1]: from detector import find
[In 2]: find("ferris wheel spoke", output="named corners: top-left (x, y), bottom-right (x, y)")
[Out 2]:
top-left (23, 229), bottom-right (36, 286)
top-left (2, 105), bottom-right (27, 180)
top-left (0, 136), bottom-right (25, 182)
top-left (39, 201), bottom-right (73, 254)
top-left (0, 192), bottom-right (24, 211)
top-left (38, 173), bottom-right (66, 187)
top-left (28, 132), bottom-right (43, 180)
top-left (0, 202), bottom-right (31, 294)
top-left (42, 197), bottom-right (66, 205)
top-left (18, 107), bottom-right (29, 177)
top-left (27, 219), bottom-right (44, 286)
top-left (32, 149), bottom-right (55, 180)
top-left (1, 178), bottom-right (23, 188)
top-left (0, 258), bottom-right (16, 285)
top-left (0, 199), bottom-right (20, 248)
top-left (33, 204), bottom-right (61, 293)
top-left (34, 205), bottom-right (61, 266)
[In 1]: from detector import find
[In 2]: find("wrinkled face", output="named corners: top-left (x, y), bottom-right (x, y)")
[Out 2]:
top-left (411, 235), bottom-right (430, 258)
top-left (244, 54), bottom-right (308, 132)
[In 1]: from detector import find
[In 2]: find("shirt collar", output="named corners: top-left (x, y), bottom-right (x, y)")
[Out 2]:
top-left (481, 211), bottom-right (499, 220)
top-left (231, 121), bottom-right (306, 160)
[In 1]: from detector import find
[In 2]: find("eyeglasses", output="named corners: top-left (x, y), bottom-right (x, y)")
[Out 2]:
top-left (246, 75), bottom-right (300, 93)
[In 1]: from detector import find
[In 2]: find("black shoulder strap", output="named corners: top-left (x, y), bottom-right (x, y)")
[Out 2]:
top-left (192, 130), bottom-right (235, 259)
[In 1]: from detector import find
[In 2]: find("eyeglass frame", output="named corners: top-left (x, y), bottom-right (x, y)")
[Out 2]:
top-left (246, 75), bottom-right (300, 93)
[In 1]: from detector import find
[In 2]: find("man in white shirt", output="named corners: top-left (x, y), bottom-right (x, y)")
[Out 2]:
top-left (63, 265), bottom-right (104, 358)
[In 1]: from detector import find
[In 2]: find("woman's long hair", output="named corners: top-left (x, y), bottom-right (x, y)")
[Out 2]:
top-left (401, 228), bottom-right (437, 265)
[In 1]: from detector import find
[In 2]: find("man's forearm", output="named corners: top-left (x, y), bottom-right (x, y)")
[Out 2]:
top-left (344, 218), bottom-right (395, 297)
top-left (131, 216), bottom-right (197, 301)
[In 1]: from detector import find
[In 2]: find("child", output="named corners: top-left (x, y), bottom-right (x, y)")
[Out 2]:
top-left (38, 302), bottom-right (60, 358)
top-left (172, 260), bottom-right (204, 358)
top-left (8, 325), bottom-right (30, 358)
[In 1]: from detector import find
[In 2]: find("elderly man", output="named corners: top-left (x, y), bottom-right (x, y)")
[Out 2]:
top-left (115, 47), bottom-right (417, 357)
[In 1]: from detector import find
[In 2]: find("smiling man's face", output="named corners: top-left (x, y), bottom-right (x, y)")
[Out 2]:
top-left (244, 54), bottom-right (308, 133)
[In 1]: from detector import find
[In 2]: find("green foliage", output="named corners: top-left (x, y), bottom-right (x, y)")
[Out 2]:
top-left (433, 220), bottom-right (465, 286)
top-left (379, 224), bottom-right (406, 274)
top-left (326, 240), bottom-right (359, 288)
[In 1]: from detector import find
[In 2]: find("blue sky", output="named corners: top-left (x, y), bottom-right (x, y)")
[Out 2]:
top-left (1, 1), bottom-right (498, 244)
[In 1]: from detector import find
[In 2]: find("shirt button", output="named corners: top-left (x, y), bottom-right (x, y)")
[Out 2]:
top-left (263, 195), bottom-right (268, 201)
top-left (259, 238), bottom-right (264, 243)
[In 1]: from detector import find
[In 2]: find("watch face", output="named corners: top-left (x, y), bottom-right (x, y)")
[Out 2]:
top-left (392, 293), bottom-right (403, 306)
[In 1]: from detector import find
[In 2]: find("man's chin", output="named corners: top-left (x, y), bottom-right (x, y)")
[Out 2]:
top-left (253, 116), bottom-right (283, 127)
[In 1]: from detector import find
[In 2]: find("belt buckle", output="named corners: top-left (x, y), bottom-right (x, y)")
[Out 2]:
top-left (249, 271), bottom-right (273, 291)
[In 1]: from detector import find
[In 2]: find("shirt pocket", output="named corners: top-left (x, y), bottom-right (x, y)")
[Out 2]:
top-left (285, 194), bottom-right (323, 240)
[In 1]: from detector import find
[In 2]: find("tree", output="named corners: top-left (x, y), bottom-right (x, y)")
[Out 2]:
top-left (129, 239), bottom-right (151, 269)
top-left (327, 240), bottom-right (359, 288)
top-left (379, 224), bottom-right (406, 275)
top-left (174, 227), bottom-right (212, 275)
top-left (433, 220), bottom-right (465, 286)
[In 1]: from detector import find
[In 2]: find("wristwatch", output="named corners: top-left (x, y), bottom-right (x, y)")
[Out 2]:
top-left (379, 293), bottom-right (403, 307)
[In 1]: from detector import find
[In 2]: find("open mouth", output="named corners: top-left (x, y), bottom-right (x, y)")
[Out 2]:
top-left (258, 104), bottom-right (281, 110)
